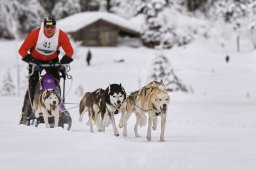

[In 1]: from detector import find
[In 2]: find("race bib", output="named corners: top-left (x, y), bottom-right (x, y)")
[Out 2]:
top-left (35, 23), bottom-right (59, 56)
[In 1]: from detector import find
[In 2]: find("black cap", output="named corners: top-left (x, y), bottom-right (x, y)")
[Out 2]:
top-left (44, 16), bottom-right (56, 27)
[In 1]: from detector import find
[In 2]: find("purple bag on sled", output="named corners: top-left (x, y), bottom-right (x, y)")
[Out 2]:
top-left (41, 73), bottom-right (58, 90)
top-left (41, 73), bottom-right (70, 117)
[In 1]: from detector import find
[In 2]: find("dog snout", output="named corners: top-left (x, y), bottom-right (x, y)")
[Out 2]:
top-left (53, 101), bottom-right (56, 105)
top-left (117, 100), bottom-right (121, 104)
top-left (163, 104), bottom-right (167, 109)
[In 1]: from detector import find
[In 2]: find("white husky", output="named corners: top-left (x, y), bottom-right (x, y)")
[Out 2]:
top-left (33, 90), bottom-right (60, 128)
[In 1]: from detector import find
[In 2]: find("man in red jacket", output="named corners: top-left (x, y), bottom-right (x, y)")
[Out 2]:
top-left (19, 16), bottom-right (74, 125)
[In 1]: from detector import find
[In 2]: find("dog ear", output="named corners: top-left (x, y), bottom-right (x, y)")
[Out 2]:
top-left (120, 84), bottom-right (126, 99)
top-left (108, 84), bottom-right (111, 95)
top-left (160, 79), bottom-right (164, 84)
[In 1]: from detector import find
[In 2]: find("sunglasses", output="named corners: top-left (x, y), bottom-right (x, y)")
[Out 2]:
top-left (44, 25), bottom-right (56, 29)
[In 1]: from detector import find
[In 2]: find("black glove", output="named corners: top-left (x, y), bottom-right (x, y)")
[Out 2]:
top-left (60, 55), bottom-right (73, 64)
top-left (22, 54), bottom-right (33, 63)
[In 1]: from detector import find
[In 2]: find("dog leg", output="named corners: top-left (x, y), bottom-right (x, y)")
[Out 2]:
top-left (134, 112), bottom-right (141, 137)
top-left (89, 113), bottom-right (94, 133)
top-left (160, 114), bottom-right (166, 142)
top-left (140, 113), bottom-right (147, 127)
top-left (147, 114), bottom-right (153, 141)
top-left (96, 113), bottom-right (102, 132)
top-left (54, 111), bottom-right (59, 128)
top-left (79, 98), bottom-right (87, 122)
top-left (118, 104), bottom-right (127, 128)
top-left (101, 114), bottom-right (106, 132)
top-left (152, 117), bottom-right (157, 130)
top-left (109, 112), bottom-right (119, 136)
top-left (79, 112), bottom-right (84, 122)
top-left (122, 111), bottom-right (132, 137)
top-left (79, 107), bottom-right (87, 122)
top-left (118, 112), bottom-right (125, 128)
top-left (43, 115), bottom-right (50, 128)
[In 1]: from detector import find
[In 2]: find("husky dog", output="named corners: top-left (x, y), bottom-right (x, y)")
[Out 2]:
top-left (119, 80), bottom-right (170, 141)
top-left (79, 84), bottom-right (126, 136)
top-left (33, 90), bottom-right (61, 128)
top-left (99, 84), bottom-right (126, 136)
top-left (119, 80), bottom-right (165, 137)
top-left (79, 88), bottom-right (104, 132)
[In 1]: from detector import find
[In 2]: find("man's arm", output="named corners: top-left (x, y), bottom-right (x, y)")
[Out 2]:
top-left (59, 30), bottom-right (74, 64)
top-left (18, 29), bottom-right (38, 58)
top-left (60, 30), bottom-right (74, 58)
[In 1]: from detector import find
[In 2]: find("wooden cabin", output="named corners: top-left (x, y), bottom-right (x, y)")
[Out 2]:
top-left (58, 12), bottom-right (141, 46)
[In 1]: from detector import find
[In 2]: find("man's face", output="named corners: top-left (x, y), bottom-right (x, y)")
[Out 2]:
top-left (44, 25), bottom-right (56, 37)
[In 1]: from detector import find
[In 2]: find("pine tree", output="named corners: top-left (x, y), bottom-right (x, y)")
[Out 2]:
top-left (142, 0), bottom-right (163, 47)
top-left (0, 0), bottom-right (47, 39)
top-left (52, 0), bottom-right (81, 19)
top-left (110, 0), bottom-right (147, 18)
top-left (15, 0), bottom-right (46, 33)
top-left (148, 51), bottom-right (188, 92)
top-left (1, 70), bottom-right (16, 96)
top-left (0, 0), bottom-right (17, 39)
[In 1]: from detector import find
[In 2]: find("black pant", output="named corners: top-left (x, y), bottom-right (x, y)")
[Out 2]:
top-left (21, 58), bottom-right (61, 118)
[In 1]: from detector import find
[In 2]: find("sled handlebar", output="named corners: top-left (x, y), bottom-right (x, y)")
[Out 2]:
top-left (27, 63), bottom-right (71, 77)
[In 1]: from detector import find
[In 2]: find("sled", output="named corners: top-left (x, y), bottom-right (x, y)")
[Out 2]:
top-left (20, 63), bottom-right (72, 130)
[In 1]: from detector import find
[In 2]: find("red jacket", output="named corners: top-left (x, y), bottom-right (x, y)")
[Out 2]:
top-left (19, 28), bottom-right (74, 61)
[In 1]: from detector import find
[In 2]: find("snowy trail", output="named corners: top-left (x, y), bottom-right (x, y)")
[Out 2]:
top-left (0, 40), bottom-right (256, 170)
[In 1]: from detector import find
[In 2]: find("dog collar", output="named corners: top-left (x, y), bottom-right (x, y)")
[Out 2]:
top-left (47, 110), bottom-right (52, 116)
top-left (152, 104), bottom-right (161, 116)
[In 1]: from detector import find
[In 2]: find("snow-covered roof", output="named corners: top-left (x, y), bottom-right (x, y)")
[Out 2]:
top-left (58, 12), bottom-right (141, 34)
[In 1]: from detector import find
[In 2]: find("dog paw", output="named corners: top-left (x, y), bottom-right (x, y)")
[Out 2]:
top-left (118, 123), bottom-right (123, 128)
top-left (135, 134), bottom-right (141, 138)
top-left (160, 139), bottom-right (165, 142)
top-left (114, 133), bottom-right (120, 137)
top-left (147, 136), bottom-right (151, 141)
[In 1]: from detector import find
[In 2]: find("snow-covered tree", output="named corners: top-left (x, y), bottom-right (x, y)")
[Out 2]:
top-left (15, 0), bottom-right (46, 33)
top-left (208, 0), bottom-right (256, 50)
top-left (80, 0), bottom-right (100, 12)
top-left (38, 0), bottom-right (59, 15)
top-left (141, 0), bottom-right (169, 48)
top-left (110, 0), bottom-right (145, 18)
top-left (148, 51), bottom-right (188, 92)
top-left (52, 0), bottom-right (81, 19)
top-left (0, 0), bottom-right (18, 39)
top-left (1, 70), bottom-right (16, 96)
top-left (0, 0), bottom-right (46, 39)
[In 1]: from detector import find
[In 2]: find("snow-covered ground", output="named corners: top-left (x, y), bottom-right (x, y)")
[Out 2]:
top-left (0, 38), bottom-right (256, 170)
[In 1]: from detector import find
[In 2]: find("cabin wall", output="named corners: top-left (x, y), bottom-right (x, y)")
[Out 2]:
top-left (71, 20), bottom-right (120, 46)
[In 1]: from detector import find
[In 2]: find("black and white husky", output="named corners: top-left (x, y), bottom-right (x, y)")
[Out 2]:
top-left (79, 84), bottom-right (126, 136)
top-left (100, 84), bottom-right (126, 136)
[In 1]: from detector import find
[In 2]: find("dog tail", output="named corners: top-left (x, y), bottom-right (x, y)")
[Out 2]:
top-left (79, 96), bottom-right (87, 122)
